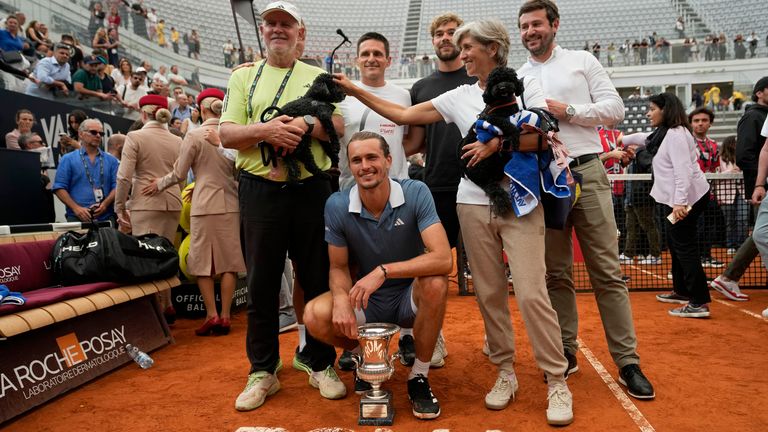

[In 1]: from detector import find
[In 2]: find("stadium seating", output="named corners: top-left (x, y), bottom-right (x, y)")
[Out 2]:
top-left (416, 0), bottom-right (681, 67)
top-left (688, 0), bottom-right (767, 41)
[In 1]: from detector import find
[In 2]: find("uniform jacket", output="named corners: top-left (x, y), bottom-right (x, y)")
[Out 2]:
top-left (115, 121), bottom-right (182, 213)
top-left (157, 118), bottom-right (239, 215)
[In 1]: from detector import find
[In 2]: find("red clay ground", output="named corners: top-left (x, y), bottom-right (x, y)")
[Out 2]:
top-left (4, 283), bottom-right (768, 431)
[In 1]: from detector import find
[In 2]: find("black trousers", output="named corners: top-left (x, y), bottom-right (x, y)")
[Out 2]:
top-left (431, 189), bottom-right (460, 249)
top-left (239, 172), bottom-right (336, 374)
top-left (665, 192), bottom-right (711, 305)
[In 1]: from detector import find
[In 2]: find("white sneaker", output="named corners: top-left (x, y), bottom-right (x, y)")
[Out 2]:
top-left (235, 371), bottom-right (280, 411)
top-left (485, 372), bottom-right (518, 410)
top-left (711, 275), bottom-right (749, 301)
top-left (619, 253), bottom-right (633, 264)
top-left (546, 382), bottom-right (574, 426)
top-left (430, 334), bottom-right (448, 368)
top-left (762, 307), bottom-right (768, 318)
top-left (309, 366), bottom-right (347, 399)
top-left (637, 255), bottom-right (661, 265)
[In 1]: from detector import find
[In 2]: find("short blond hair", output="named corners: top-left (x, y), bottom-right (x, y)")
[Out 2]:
top-left (429, 13), bottom-right (463, 37)
top-left (453, 20), bottom-right (510, 66)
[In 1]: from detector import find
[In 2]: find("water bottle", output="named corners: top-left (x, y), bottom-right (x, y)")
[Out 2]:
top-left (125, 344), bottom-right (154, 369)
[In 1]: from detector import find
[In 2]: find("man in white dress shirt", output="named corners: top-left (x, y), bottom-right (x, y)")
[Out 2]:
top-left (516, 0), bottom-right (655, 400)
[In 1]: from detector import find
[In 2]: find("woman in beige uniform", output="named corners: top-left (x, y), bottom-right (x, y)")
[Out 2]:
top-left (144, 88), bottom-right (245, 335)
top-left (115, 94), bottom-right (182, 322)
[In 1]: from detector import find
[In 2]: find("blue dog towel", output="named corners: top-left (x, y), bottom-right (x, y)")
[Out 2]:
top-left (0, 284), bottom-right (26, 306)
top-left (504, 151), bottom-right (571, 217)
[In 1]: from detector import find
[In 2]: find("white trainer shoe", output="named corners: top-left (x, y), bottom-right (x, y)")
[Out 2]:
top-left (546, 382), bottom-right (574, 426)
top-left (235, 371), bottom-right (280, 411)
top-left (762, 307), bottom-right (768, 318)
top-left (430, 334), bottom-right (448, 368)
top-left (485, 372), bottom-right (518, 410)
top-left (309, 366), bottom-right (347, 399)
top-left (710, 275), bottom-right (749, 301)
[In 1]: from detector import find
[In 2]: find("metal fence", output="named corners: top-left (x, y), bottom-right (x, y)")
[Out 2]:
top-left (456, 172), bottom-right (767, 295)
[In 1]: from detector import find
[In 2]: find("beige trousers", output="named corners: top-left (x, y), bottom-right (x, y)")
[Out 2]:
top-left (545, 158), bottom-right (639, 368)
top-left (458, 203), bottom-right (567, 382)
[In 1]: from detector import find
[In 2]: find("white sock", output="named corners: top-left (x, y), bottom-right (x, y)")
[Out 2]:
top-left (400, 328), bottom-right (413, 339)
top-left (298, 324), bottom-right (306, 351)
top-left (408, 359), bottom-right (430, 380)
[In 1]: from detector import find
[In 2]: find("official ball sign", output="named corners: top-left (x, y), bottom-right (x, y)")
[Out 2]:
top-left (171, 278), bottom-right (248, 318)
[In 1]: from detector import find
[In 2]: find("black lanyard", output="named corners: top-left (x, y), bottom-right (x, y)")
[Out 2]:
top-left (246, 60), bottom-right (296, 120)
top-left (79, 150), bottom-right (104, 188)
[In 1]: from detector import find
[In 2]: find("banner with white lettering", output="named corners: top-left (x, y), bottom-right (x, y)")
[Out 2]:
top-left (0, 296), bottom-right (171, 424)
top-left (0, 89), bottom-right (134, 165)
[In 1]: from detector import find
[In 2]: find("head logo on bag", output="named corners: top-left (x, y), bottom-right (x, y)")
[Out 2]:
top-left (59, 241), bottom-right (99, 253)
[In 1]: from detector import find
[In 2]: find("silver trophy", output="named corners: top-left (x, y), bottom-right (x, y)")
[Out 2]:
top-left (351, 322), bottom-right (400, 426)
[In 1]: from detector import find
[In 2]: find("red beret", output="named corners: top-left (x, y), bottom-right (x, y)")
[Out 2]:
top-left (139, 94), bottom-right (168, 110)
top-left (197, 88), bottom-right (225, 106)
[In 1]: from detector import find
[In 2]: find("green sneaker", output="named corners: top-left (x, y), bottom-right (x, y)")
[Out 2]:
top-left (234, 371), bottom-right (280, 411)
top-left (292, 346), bottom-right (311, 375)
top-left (309, 366), bottom-right (347, 399)
top-left (275, 358), bottom-right (284, 374)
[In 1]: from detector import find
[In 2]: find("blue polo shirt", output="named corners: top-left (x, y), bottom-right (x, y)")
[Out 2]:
top-left (52, 148), bottom-right (120, 221)
top-left (324, 178), bottom-right (440, 292)
top-left (0, 30), bottom-right (23, 52)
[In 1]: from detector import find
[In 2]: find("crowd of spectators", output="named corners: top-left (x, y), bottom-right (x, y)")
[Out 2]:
top-left (0, 6), bottom-right (205, 131)
top-left (85, 1), bottom-right (202, 60)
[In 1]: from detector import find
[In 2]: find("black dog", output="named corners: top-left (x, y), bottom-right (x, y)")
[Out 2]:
top-left (458, 67), bottom-right (525, 217)
top-left (259, 73), bottom-right (346, 182)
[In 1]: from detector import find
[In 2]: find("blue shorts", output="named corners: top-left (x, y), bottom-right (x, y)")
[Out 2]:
top-left (354, 283), bottom-right (416, 329)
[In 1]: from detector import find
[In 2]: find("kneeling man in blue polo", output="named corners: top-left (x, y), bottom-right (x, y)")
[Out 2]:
top-left (304, 130), bottom-right (452, 420)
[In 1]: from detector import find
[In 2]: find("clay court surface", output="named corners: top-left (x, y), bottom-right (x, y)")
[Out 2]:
top-left (4, 278), bottom-right (767, 432)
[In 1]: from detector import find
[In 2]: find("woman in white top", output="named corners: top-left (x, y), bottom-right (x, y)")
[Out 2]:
top-left (111, 58), bottom-right (132, 87)
top-left (623, 93), bottom-right (712, 317)
top-left (333, 19), bottom-right (573, 424)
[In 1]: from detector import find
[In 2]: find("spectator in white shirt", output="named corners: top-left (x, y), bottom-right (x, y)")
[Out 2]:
top-left (152, 65), bottom-right (168, 85)
top-left (116, 71), bottom-right (149, 119)
top-left (167, 64), bottom-right (188, 86)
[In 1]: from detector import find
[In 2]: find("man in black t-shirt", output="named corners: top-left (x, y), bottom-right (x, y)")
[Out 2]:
top-left (60, 34), bottom-right (83, 74)
top-left (408, 13), bottom-right (476, 249)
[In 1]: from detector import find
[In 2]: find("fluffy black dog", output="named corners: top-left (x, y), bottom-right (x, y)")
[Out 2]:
top-left (458, 66), bottom-right (525, 217)
top-left (259, 73), bottom-right (346, 182)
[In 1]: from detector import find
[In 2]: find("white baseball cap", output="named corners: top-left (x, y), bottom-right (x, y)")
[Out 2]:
top-left (261, 1), bottom-right (301, 24)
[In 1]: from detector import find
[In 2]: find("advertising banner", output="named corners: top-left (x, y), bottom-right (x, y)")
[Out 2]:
top-left (0, 296), bottom-right (172, 424)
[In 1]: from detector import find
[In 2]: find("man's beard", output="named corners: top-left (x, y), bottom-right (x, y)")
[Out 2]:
top-left (434, 45), bottom-right (460, 62)
top-left (525, 32), bottom-right (555, 57)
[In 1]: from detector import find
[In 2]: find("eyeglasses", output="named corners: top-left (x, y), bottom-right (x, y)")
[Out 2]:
top-left (86, 130), bottom-right (104, 136)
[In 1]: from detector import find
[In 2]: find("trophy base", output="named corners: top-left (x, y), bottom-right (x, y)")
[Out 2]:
top-left (358, 390), bottom-right (395, 426)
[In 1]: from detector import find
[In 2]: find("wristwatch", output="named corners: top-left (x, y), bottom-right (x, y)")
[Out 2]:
top-left (303, 115), bottom-right (315, 134)
top-left (565, 105), bottom-right (576, 120)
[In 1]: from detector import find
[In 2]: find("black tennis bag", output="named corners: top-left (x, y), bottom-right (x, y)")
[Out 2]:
top-left (51, 227), bottom-right (179, 285)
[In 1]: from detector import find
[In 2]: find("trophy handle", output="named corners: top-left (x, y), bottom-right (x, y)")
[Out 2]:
top-left (390, 350), bottom-right (401, 365)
